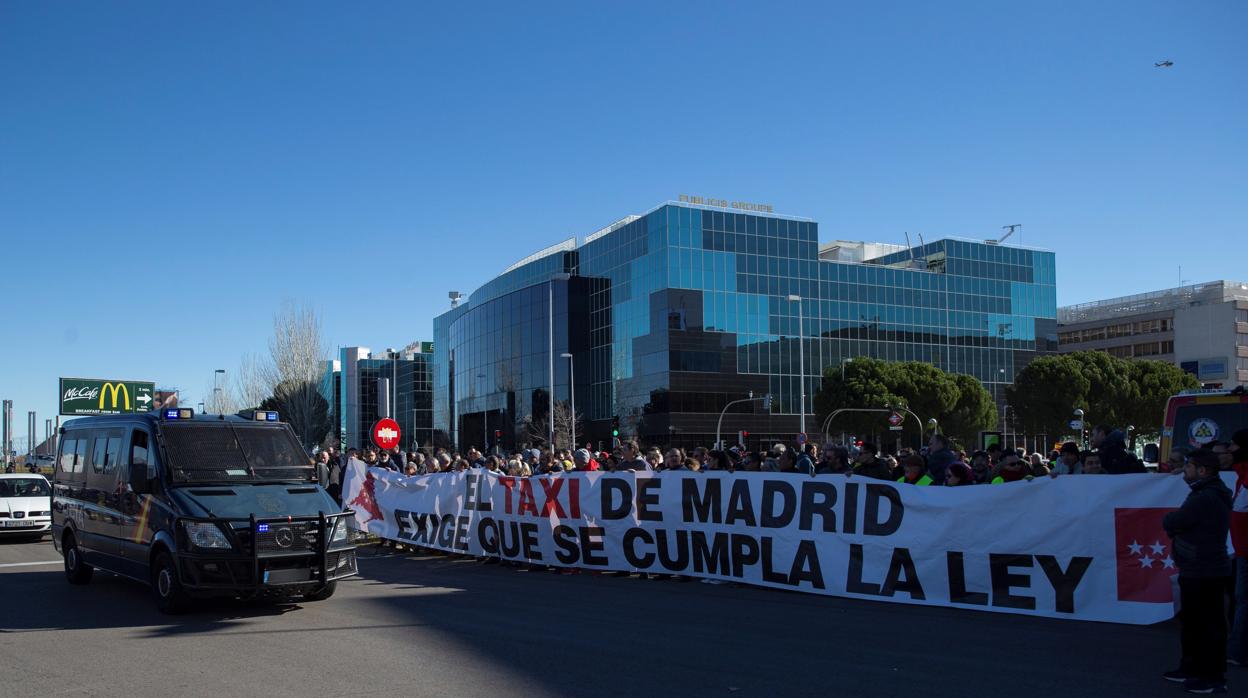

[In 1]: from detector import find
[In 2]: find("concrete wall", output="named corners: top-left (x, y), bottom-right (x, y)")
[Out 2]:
top-left (1174, 302), bottom-right (1237, 384)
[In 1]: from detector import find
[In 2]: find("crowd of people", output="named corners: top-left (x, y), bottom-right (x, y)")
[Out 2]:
top-left (311, 422), bottom-right (1172, 495)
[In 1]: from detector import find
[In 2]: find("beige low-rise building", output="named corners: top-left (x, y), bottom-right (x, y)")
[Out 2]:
top-left (1058, 280), bottom-right (1248, 387)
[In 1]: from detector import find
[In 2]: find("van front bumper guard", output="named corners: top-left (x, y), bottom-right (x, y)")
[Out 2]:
top-left (174, 511), bottom-right (357, 592)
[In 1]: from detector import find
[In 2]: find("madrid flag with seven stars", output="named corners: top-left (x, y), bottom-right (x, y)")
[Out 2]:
top-left (1114, 507), bottom-right (1179, 603)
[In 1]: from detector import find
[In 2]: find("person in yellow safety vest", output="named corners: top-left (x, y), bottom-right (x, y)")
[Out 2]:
top-left (897, 454), bottom-right (933, 486)
top-left (991, 451), bottom-right (1034, 483)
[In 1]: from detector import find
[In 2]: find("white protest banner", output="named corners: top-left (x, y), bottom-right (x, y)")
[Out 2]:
top-left (343, 459), bottom-right (1225, 625)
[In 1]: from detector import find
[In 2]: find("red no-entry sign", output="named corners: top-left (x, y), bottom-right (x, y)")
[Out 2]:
top-left (372, 418), bottom-right (401, 450)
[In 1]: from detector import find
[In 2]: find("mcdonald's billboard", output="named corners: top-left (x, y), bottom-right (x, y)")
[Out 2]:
top-left (59, 378), bottom-right (157, 416)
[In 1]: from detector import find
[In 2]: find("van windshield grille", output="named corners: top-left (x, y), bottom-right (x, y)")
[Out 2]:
top-left (161, 424), bottom-right (313, 483)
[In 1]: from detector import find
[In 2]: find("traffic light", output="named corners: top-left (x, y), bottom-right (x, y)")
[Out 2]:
top-left (762, 394), bottom-right (773, 411)
top-left (611, 415), bottom-right (620, 438)
top-left (738, 430), bottom-right (749, 447)
top-left (494, 429), bottom-right (502, 439)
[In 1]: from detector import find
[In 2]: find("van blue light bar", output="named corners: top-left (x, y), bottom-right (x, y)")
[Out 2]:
top-left (254, 411), bottom-right (279, 422)
top-left (163, 408), bottom-right (194, 420)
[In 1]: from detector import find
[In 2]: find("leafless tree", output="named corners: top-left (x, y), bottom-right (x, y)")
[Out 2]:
top-left (263, 301), bottom-right (330, 448)
top-left (519, 401), bottom-right (582, 450)
top-left (265, 301), bottom-right (326, 388)
top-left (203, 376), bottom-right (238, 415)
top-left (233, 352), bottom-right (271, 410)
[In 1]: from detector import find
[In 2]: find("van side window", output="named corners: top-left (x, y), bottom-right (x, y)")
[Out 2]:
top-left (105, 433), bottom-right (124, 473)
top-left (74, 438), bottom-right (88, 474)
top-left (90, 429), bottom-right (125, 474)
top-left (83, 431), bottom-right (98, 472)
top-left (91, 435), bottom-right (108, 474)
top-left (131, 430), bottom-right (150, 467)
top-left (58, 437), bottom-right (78, 475)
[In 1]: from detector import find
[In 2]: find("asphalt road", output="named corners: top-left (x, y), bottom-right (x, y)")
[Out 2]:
top-left (0, 535), bottom-right (1213, 697)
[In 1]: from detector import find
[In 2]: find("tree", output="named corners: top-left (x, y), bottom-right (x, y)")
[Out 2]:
top-left (234, 352), bottom-right (271, 411)
top-left (814, 357), bottom-right (905, 440)
top-left (888, 361), bottom-right (960, 438)
top-left (518, 401), bottom-right (580, 450)
top-left (265, 301), bottom-right (326, 390)
top-left (261, 301), bottom-right (329, 448)
top-left (942, 373), bottom-right (999, 444)
top-left (203, 374), bottom-right (238, 415)
top-left (813, 358), bottom-right (995, 446)
top-left (260, 380), bottom-right (332, 450)
top-left (1006, 355), bottom-right (1090, 439)
top-left (1068, 351), bottom-right (1134, 430)
top-left (1008, 351), bottom-right (1200, 443)
top-left (1122, 360), bottom-right (1200, 439)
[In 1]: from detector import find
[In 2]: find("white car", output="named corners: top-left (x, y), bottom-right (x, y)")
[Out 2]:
top-left (0, 473), bottom-right (52, 538)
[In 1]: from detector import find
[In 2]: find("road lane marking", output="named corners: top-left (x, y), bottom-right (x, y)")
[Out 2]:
top-left (0, 560), bottom-right (62, 568)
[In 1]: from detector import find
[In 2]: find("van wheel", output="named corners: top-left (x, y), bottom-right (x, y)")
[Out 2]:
top-left (304, 581), bottom-right (336, 602)
top-left (152, 550), bottom-right (190, 615)
top-left (63, 533), bottom-right (93, 585)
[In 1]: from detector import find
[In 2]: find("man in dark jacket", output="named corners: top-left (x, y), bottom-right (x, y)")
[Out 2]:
top-left (816, 446), bottom-right (852, 475)
top-left (851, 443), bottom-right (893, 480)
top-left (1162, 449), bottom-right (1231, 693)
top-left (1093, 425), bottom-right (1146, 474)
top-left (925, 433), bottom-right (955, 485)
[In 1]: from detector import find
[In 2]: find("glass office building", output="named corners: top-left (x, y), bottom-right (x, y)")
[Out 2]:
top-left (322, 345), bottom-right (434, 452)
top-left (433, 201), bottom-right (1057, 451)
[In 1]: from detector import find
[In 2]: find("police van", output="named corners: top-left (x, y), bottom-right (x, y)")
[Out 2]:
top-left (51, 408), bottom-right (357, 614)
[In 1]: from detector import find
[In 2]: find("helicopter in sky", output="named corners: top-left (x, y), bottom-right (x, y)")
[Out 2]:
top-left (1155, 60), bottom-right (1174, 68)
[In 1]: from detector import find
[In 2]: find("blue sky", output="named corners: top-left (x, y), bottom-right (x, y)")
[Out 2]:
top-left (1, 1), bottom-right (1244, 445)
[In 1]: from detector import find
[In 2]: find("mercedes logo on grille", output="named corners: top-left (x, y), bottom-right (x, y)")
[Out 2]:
top-left (274, 527), bottom-right (294, 548)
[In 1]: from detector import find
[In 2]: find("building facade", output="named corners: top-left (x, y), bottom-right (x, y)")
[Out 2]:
top-left (1058, 280), bottom-right (1248, 387)
top-left (433, 200), bottom-right (1058, 451)
top-left (321, 344), bottom-right (434, 452)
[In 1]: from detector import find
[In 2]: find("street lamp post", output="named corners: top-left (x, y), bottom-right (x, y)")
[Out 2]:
top-left (548, 273), bottom-right (571, 449)
top-left (1073, 408), bottom-right (1086, 449)
top-left (476, 373), bottom-right (487, 450)
top-left (554, 279), bottom-right (559, 447)
top-left (386, 348), bottom-right (398, 427)
top-left (214, 369), bottom-right (225, 413)
top-left (561, 352), bottom-right (575, 450)
top-left (786, 294), bottom-right (806, 437)
top-left (841, 357), bottom-right (853, 381)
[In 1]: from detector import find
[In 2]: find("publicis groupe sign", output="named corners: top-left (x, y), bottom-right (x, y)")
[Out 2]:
top-left (678, 194), bottom-right (774, 214)
top-left (59, 377), bottom-right (157, 416)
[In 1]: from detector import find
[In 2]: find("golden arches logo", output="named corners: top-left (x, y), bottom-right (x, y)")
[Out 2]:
top-left (99, 382), bottom-right (130, 411)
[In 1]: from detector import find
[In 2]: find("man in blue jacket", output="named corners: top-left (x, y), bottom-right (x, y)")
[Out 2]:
top-left (1163, 449), bottom-right (1232, 694)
